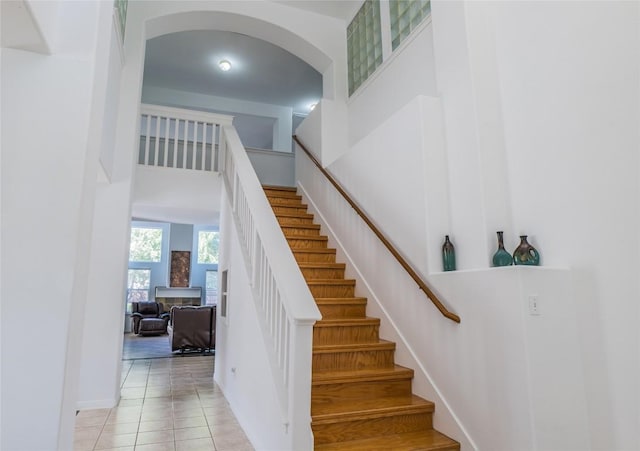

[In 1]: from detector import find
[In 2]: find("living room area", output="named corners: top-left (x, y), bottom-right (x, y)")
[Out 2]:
top-left (124, 220), bottom-right (219, 360)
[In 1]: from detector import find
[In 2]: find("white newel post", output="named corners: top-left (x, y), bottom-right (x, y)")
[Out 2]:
top-left (288, 320), bottom-right (316, 450)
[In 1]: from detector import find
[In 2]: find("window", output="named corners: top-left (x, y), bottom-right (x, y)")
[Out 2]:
top-left (389, 0), bottom-right (431, 50)
top-left (127, 269), bottom-right (151, 303)
top-left (347, 0), bottom-right (383, 96)
top-left (114, 0), bottom-right (128, 39)
top-left (129, 227), bottom-right (163, 262)
top-left (205, 270), bottom-right (218, 305)
top-left (197, 231), bottom-right (220, 264)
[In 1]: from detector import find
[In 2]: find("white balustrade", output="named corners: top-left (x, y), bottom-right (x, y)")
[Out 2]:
top-left (139, 104), bottom-right (233, 172)
top-left (220, 125), bottom-right (321, 450)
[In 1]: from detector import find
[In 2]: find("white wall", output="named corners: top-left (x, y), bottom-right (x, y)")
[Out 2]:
top-left (75, 0), bottom-right (150, 420)
top-left (1, 1), bottom-right (111, 448)
top-left (298, 1), bottom-right (640, 450)
top-left (99, 18), bottom-right (124, 180)
top-left (347, 20), bottom-right (438, 146)
top-left (297, 98), bottom-right (590, 450)
top-left (489, 2), bottom-right (640, 449)
top-left (430, 1), bottom-right (488, 270)
top-left (247, 147), bottom-right (295, 187)
top-left (2, 47), bottom-right (92, 450)
top-left (132, 165), bottom-right (223, 226)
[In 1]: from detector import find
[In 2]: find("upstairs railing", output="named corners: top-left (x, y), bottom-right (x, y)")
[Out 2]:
top-left (220, 126), bottom-right (321, 449)
top-left (293, 135), bottom-right (460, 324)
top-left (139, 104), bottom-right (233, 172)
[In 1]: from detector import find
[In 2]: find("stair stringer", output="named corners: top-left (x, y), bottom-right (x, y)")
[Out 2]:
top-left (297, 181), bottom-right (477, 451)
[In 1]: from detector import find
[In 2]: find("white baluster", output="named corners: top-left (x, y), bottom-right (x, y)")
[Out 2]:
top-left (214, 125), bottom-right (220, 171)
top-left (145, 115), bottom-right (151, 164)
top-left (163, 116), bottom-right (170, 167)
top-left (154, 115), bottom-right (161, 166)
top-left (173, 119), bottom-right (179, 168)
top-left (182, 120), bottom-right (189, 169)
top-left (202, 123), bottom-right (207, 171)
top-left (192, 120), bottom-right (198, 170)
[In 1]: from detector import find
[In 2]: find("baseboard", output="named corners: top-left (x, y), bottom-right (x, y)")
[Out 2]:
top-left (76, 397), bottom-right (119, 411)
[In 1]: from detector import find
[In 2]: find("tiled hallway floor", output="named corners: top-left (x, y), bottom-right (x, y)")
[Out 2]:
top-left (74, 356), bottom-right (254, 451)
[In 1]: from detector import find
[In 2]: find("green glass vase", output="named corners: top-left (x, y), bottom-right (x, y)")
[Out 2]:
top-left (492, 231), bottom-right (513, 267)
top-left (513, 235), bottom-right (540, 265)
top-left (442, 235), bottom-right (456, 271)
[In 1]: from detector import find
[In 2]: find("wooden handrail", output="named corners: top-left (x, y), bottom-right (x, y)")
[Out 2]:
top-left (293, 135), bottom-right (461, 324)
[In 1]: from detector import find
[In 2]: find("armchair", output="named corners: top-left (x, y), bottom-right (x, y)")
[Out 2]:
top-left (167, 305), bottom-right (216, 353)
top-left (131, 301), bottom-right (169, 335)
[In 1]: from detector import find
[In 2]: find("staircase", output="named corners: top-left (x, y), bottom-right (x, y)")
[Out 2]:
top-left (264, 186), bottom-right (460, 451)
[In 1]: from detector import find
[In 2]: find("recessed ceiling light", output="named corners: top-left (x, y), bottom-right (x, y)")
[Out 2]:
top-left (219, 60), bottom-right (232, 71)
top-left (309, 103), bottom-right (317, 111)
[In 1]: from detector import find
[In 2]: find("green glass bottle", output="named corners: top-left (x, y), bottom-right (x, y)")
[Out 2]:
top-left (513, 235), bottom-right (540, 265)
top-left (492, 231), bottom-right (513, 267)
top-left (442, 235), bottom-right (456, 271)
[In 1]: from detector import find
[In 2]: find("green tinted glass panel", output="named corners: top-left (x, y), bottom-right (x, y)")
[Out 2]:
top-left (389, 0), bottom-right (431, 51)
top-left (347, 0), bottom-right (382, 96)
top-left (115, 0), bottom-right (128, 37)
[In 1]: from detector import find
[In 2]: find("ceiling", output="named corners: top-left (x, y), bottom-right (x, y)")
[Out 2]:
top-left (0, 0), bottom-right (49, 53)
top-left (143, 30), bottom-right (323, 115)
top-left (272, 0), bottom-right (362, 21)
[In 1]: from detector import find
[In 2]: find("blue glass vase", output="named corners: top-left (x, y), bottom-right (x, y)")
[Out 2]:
top-left (442, 235), bottom-right (456, 271)
top-left (492, 231), bottom-right (513, 267)
top-left (513, 235), bottom-right (540, 265)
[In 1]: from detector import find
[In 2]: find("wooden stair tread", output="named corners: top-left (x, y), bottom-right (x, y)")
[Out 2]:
top-left (315, 297), bottom-right (367, 305)
top-left (275, 212), bottom-right (314, 219)
top-left (311, 365), bottom-right (413, 386)
top-left (282, 223), bottom-right (321, 230)
top-left (313, 365), bottom-right (414, 384)
top-left (270, 199), bottom-right (308, 207)
top-left (287, 234), bottom-right (327, 240)
top-left (312, 395), bottom-right (434, 420)
top-left (300, 263), bottom-right (346, 270)
top-left (266, 192), bottom-right (302, 200)
top-left (267, 193), bottom-right (302, 201)
top-left (308, 279), bottom-right (356, 285)
top-left (314, 429), bottom-right (460, 451)
top-left (315, 318), bottom-right (380, 327)
top-left (263, 185), bottom-right (297, 192)
top-left (313, 340), bottom-right (395, 353)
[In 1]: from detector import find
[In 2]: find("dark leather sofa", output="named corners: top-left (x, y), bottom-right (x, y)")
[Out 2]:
top-left (131, 301), bottom-right (169, 335)
top-left (167, 305), bottom-right (216, 353)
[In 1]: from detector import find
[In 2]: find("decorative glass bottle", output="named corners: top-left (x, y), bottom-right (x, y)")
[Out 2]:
top-left (492, 231), bottom-right (513, 267)
top-left (442, 235), bottom-right (456, 271)
top-left (512, 235), bottom-right (540, 265)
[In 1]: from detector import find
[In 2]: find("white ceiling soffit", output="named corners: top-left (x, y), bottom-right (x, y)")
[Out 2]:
top-left (273, 0), bottom-right (363, 22)
top-left (0, 0), bottom-right (50, 54)
top-left (143, 30), bottom-right (323, 115)
top-left (132, 204), bottom-right (220, 227)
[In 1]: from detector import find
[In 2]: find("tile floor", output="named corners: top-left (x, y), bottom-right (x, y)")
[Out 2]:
top-left (74, 356), bottom-right (254, 451)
